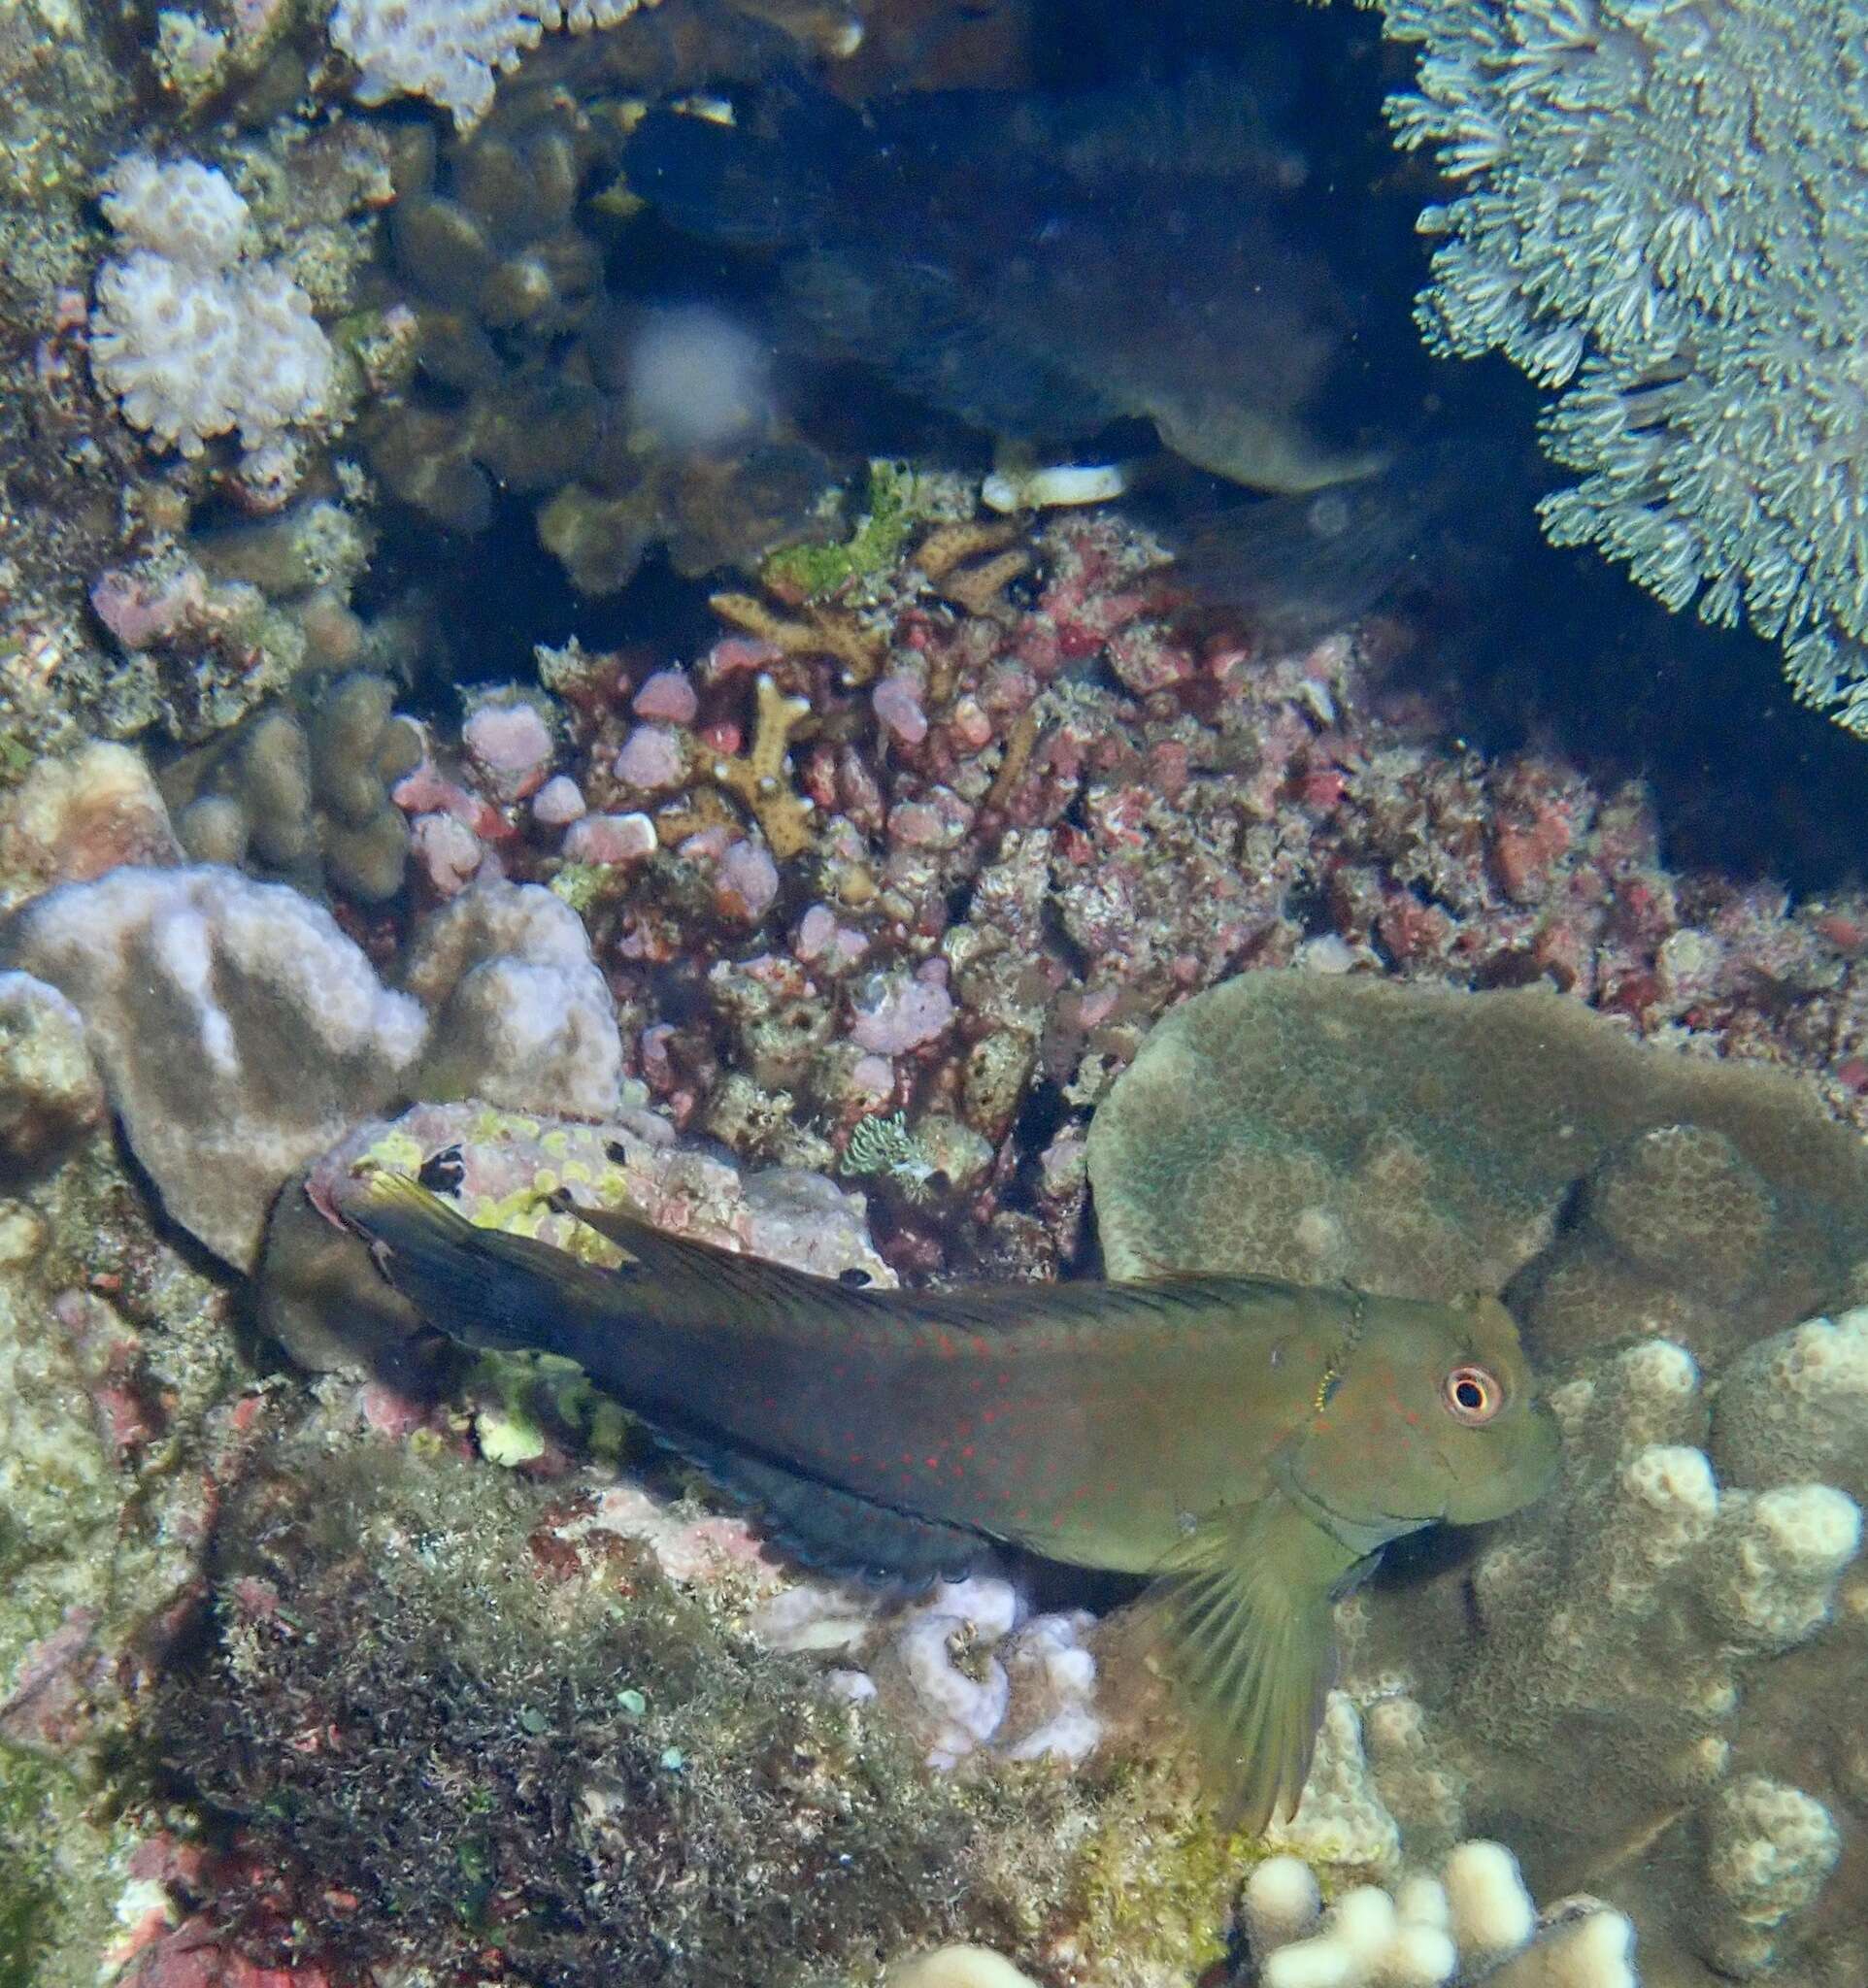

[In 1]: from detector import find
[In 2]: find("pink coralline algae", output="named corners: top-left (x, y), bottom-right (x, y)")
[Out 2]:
top-left (633, 666), bottom-right (699, 724)
top-left (851, 966), bottom-right (955, 1054)
top-left (614, 722), bottom-right (689, 792)
top-left (873, 671), bottom-right (930, 745)
top-left (563, 810), bottom-right (657, 866)
top-left (410, 811), bottom-right (484, 897)
top-left (462, 698), bottom-right (555, 804)
top-left (89, 564), bottom-right (208, 649)
top-left (531, 774), bottom-right (587, 826)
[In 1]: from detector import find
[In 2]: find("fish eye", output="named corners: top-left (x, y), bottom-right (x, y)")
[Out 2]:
top-left (1443, 1364), bottom-right (1502, 1425)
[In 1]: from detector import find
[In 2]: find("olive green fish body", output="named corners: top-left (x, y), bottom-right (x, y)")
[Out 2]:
top-left (345, 1172), bottom-right (1559, 1827)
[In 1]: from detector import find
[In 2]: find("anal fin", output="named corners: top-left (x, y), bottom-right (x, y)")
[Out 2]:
top-left (665, 1431), bottom-right (988, 1588)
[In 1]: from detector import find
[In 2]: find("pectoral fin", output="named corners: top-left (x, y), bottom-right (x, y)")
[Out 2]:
top-left (1145, 1490), bottom-right (1366, 1833)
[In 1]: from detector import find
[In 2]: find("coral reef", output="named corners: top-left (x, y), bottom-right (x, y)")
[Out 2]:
top-left (0, 972), bottom-right (105, 1179)
top-left (161, 667), bottom-right (423, 898)
top-left (2, 865), bottom-right (424, 1266)
top-left (361, 62), bottom-right (834, 592)
top-left (1333, 1319), bottom-right (1864, 1986)
top-left (1372, 0), bottom-right (1868, 735)
top-left (1244, 1841), bottom-right (1636, 1988)
top-left (0, 1104), bottom-right (256, 1983)
top-left (2, 65), bottom-right (391, 768)
top-left (332, 0), bottom-right (664, 129)
top-left (5, 0), bottom-right (1868, 1980)
top-left (0, 745), bottom-right (181, 921)
top-left (1077, 973), bottom-right (1868, 1982)
top-left (141, 1427), bottom-right (1253, 1988)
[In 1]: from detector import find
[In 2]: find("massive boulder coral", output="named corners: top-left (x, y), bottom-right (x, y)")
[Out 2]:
top-left (1367, 0), bottom-right (1868, 736)
top-left (2, 866), bottom-right (425, 1267)
top-left (1086, 973), bottom-right (1868, 1368)
top-left (0, 867), bottom-right (622, 1267)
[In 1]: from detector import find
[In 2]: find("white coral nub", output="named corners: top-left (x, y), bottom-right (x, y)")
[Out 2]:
top-left (1250, 1840), bottom-right (1636, 1988)
top-left (90, 153), bottom-right (334, 463)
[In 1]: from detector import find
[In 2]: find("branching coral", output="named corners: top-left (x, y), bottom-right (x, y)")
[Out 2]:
top-left (700, 672), bottom-right (817, 858)
top-left (1369, 0), bottom-right (1868, 735)
top-left (710, 587), bottom-right (886, 686)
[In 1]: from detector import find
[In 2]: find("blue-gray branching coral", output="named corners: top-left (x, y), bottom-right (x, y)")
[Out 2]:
top-left (1371, 0), bottom-right (1868, 736)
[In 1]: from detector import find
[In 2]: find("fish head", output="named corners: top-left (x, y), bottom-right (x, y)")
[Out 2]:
top-left (1285, 1290), bottom-right (1560, 1542)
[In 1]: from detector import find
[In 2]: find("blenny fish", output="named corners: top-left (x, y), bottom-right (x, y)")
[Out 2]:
top-left (346, 1170), bottom-right (1559, 1828)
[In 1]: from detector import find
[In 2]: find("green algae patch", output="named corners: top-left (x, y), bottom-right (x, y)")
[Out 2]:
top-left (1058, 1755), bottom-right (1251, 1980)
top-left (0, 1751), bottom-right (142, 1988)
top-left (151, 1441), bottom-right (1022, 1984)
top-left (762, 460), bottom-right (920, 604)
top-left (0, 1766), bottom-right (54, 1988)
top-left (149, 1436), bottom-right (1252, 1987)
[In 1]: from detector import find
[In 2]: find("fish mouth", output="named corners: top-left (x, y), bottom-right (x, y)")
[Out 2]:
top-left (1284, 1467), bottom-right (1443, 1550)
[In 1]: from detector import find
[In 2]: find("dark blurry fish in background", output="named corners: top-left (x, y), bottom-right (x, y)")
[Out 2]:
top-left (1170, 440), bottom-right (1531, 652)
top-left (623, 69), bottom-right (1392, 494)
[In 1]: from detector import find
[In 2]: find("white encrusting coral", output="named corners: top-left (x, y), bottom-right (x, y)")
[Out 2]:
top-left (1441, 1840), bottom-right (1537, 1966)
top-left (1269, 1694), bottom-right (1403, 1882)
top-left (751, 1571), bottom-right (1103, 1772)
top-left (329, 0), bottom-right (661, 129)
top-left (1699, 1775), bottom-right (1842, 1978)
top-left (1712, 1306), bottom-right (1868, 1507)
top-left (90, 154), bottom-right (334, 463)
